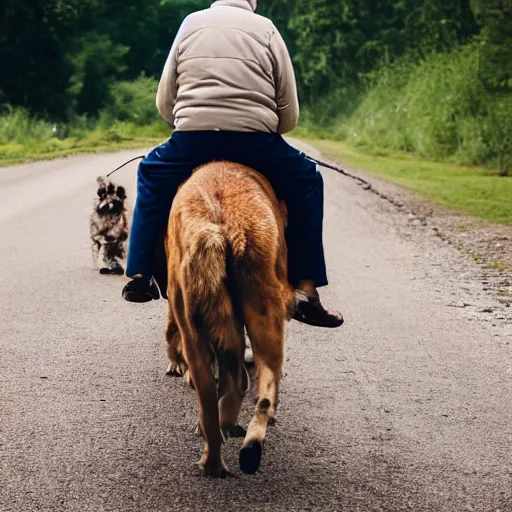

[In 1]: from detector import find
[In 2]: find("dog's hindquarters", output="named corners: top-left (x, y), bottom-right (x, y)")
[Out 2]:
top-left (168, 220), bottom-right (246, 477)
top-left (166, 162), bottom-right (294, 477)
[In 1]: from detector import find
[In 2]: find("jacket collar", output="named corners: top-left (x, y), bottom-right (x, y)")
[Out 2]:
top-left (211, 0), bottom-right (253, 12)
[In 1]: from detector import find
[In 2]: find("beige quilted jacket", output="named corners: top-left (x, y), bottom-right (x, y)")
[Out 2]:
top-left (156, 0), bottom-right (299, 134)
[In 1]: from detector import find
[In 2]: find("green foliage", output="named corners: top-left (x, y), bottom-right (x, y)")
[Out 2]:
top-left (100, 76), bottom-right (160, 127)
top-left (0, 106), bottom-right (55, 145)
top-left (0, 118), bottom-right (165, 167)
top-left (281, 0), bottom-right (479, 102)
top-left (1, 1), bottom-right (80, 117)
top-left (344, 45), bottom-right (512, 172)
top-left (0, 0), bottom-right (510, 173)
top-left (471, 0), bottom-right (512, 89)
top-left (0, 103), bottom-right (167, 166)
top-left (0, 0), bottom-right (205, 119)
top-left (67, 33), bottom-right (129, 117)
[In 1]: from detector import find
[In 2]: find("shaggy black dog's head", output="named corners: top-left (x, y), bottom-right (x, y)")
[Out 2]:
top-left (96, 176), bottom-right (127, 216)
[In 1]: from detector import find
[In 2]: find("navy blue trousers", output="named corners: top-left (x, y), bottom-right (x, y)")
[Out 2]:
top-left (126, 131), bottom-right (328, 287)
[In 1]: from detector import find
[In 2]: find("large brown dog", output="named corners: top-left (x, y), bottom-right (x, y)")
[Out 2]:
top-left (165, 161), bottom-right (295, 477)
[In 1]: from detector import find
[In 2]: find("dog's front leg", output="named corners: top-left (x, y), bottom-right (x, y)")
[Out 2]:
top-left (97, 243), bottom-right (110, 273)
top-left (91, 241), bottom-right (100, 268)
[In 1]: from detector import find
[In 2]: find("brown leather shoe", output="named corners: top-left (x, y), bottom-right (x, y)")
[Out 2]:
top-left (293, 295), bottom-right (344, 328)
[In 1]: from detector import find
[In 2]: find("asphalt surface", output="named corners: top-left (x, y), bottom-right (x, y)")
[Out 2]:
top-left (1, 147), bottom-right (511, 512)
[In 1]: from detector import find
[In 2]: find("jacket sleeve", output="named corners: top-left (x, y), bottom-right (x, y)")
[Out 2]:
top-left (269, 25), bottom-right (300, 134)
top-left (156, 20), bottom-right (188, 126)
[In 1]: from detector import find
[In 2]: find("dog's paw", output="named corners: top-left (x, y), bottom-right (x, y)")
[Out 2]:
top-left (221, 425), bottom-right (247, 439)
top-left (197, 457), bottom-right (231, 479)
top-left (184, 369), bottom-right (194, 389)
top-left (239, 442), bottom-right (263, 475)
top-left (110, 262), bottom-right (125, 275)
top-left (99, 261), bottom-right (124, 275)
top-left (166, 360), bottom-right (188, 377)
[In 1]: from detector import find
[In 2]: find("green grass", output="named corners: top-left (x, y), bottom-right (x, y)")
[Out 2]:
top-left (305, 139), bottom-right (512, 225)
top-left (0, 114), bottom-right (169, 167)
top-left (0, 135), bottom-right (163, 166)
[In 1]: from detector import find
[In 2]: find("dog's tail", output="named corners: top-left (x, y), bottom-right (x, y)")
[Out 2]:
top-left (181, 221), bottom-right (246, 355)
top-left (187, 223), bottom-right (226, 297)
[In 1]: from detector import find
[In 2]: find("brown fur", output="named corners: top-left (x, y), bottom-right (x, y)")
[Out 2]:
top-left (165, 161), bottom-right (295, 477)
top-left (90, 176), bottom-right (128, 274)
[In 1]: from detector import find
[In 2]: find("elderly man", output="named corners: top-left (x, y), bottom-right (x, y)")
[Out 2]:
top-left (122, 0), bottom-right (343, 328)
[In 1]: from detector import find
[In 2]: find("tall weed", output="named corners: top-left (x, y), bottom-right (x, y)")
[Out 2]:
top-left (0, 106), bottom-right (54, 144)
top-left (99, 75), bottom-right (161, 127)
top-left (342, 44), bottom-right (511, 172)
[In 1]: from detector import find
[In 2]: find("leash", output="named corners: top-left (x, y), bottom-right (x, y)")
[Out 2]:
top-left (105, 153), bottom-right (372, 190)
top-left (106, 155), bottom-right (146, 178)
top-left (307, 156), bottom-right (372, 190)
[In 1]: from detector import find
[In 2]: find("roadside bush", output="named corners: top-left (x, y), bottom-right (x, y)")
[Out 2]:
top-left (99, 75), bottom-right (161, 127)
top-left (342, 44), bottom-right (511, 173)
top-left (0, 106), bottom-right (54, 144)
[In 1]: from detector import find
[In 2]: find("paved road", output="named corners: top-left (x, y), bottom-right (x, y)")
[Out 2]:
top-left (1, 147), bottom-right (511, 512)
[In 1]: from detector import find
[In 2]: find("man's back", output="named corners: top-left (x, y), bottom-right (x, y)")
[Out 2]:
top-left (156, 0), bottom-right (299, 134)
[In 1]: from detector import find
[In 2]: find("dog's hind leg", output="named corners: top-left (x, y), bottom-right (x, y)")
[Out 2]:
top-left (239, 298), bottom-right (285, 475)
top-left (165, 308), bottom-right (187, 377)
top-left (217, 333), bottom-right (249, 439)
top-left (175, 288), bottom-right (228, 478)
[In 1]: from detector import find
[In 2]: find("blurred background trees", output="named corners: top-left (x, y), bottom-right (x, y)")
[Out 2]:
top-left (0, 0), bottom-right (510, 169)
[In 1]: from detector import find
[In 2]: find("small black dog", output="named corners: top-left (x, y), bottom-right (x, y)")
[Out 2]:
top-left (90, 176), bottom-right (129, 275)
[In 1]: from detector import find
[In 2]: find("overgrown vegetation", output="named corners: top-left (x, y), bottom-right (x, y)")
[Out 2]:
top-left (0, 94), bottom-right (168, 166)
top-left (0, 75), bottom-right (168, 165)
top-left (309, 45), bottom-right (512, 172)
top-left (0, 0), bottom-right (510, 174)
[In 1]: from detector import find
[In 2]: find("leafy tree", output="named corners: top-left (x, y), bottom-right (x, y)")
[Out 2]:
top-left (471, 0), bottom-right (512, 88)
top-left (67, 33), bottom-right (128, 117)
top-left (0, 0), bottom-right (508, 124)
top-left (0, 0), bottom-right (94, 118)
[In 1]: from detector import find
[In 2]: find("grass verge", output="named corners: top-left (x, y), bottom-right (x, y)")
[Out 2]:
top-left (0, 115), bottom-right (168, 167)
top-left (304, 138), bottom-right (512, 225)
top-left (0, 137), bottom-right (163, 167)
